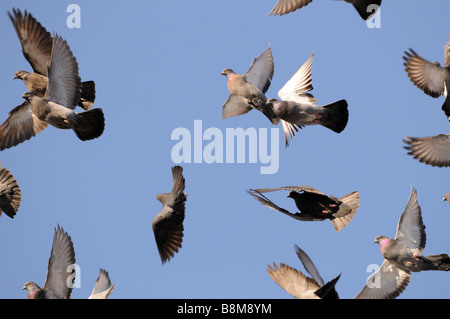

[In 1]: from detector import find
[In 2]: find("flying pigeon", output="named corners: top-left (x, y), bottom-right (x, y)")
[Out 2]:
top-left (22, 225), bottom-right (76, 299)
top-left (221, 45), bottom-right (279, 125)
top-left (247, 185), bottom-right (360, 231)
top-left (268, 0), bottom-right (382, 20)
top-left (403, 37), bottom-right (450, 121)
top-left (267, 52), bottom-right (349, 147)
top-left (88, 269), bottom-right (116, 299)
top-left (403, 134), bottom-right (450, 167)
top-left (152, 165), bottom-right (187, 264)
top-left (442, 193), bottom-right (450, 204)
top-left (0, 33), bottom-right (105, 150)
top-left (356, 186), bottom-right (450, 299)
top-left (0, 162), bottom-right (21, 219)
top-left (267, 245), bottom-right (341, 299)
top-left (8, 8), bottom-right (95, 111)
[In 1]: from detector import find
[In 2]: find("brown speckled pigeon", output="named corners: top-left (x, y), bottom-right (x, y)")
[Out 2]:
top-left (88, 269), bottom-right (116, 299)
top-left (221, 45), bottom-right (279, 125)
top-left (356, 186), bottom-right (450, 299)
top-left (403, 134), bottom-right (450, 167)
top-left (403, 37), bottom-right (450, 121)
top-left (267, 245), bottom-right (340, 299)
top-left (0, 162), bottom-right (21, 219)
top-left (8, 8), bottom-right (95, 111)
top-left (267, 52), bottom-right (349, 147)
top-left (268, 0), bottom-right (382, 20)
top-left (152, 166), bottom-right (187, 264)
top-left (248, 185), bottom-right (360, 231)
top-left (22, 225), bottom-right (76, 299)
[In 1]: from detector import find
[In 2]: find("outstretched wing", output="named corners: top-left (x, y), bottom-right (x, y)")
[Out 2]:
top-left (278, 52), bottom-right (317, 104)
top-left (243, 46), bottom-right (274, 93)
top-left (8, 8), bottom-right (53, 75)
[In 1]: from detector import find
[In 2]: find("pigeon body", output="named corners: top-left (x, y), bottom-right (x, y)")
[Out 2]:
top-left (356, 186), bottom-right (450, 299)
top-left (221, 46), bottom-right (279, 124)
top-left (267, 245), bottom-right (340, 299)
top-left (9, 9), bottom-right (95, 110)
top-left (0, 34), bottom-right (105, 150)
top-left (403, 37), bottom-right (450, 121)
top-left (88, 269), bottom-right (116, 299)
top-left (268, 0), bottom-right (382, 20)
top-left (152, 166), bottom-right (187, 264)
top-left (267, 53), bottom-right (348, 147)
top-left (0, 163), bottom-right (21, 219)
top-left (403, 134), bottom-right (450, 167)
top-left (248, 185), bottom-right (360, 231)
top-left (22, 225), bottom-right (76, 299)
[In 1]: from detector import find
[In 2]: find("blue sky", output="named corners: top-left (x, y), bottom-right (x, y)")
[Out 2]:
top-left (0, 0), bottom-right (449, 299)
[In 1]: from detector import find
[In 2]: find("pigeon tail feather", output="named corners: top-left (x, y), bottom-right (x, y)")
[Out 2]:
top-left (73, 108), bottom-right (105, 141)
top-left (320, 100), bottom-right (349, 133)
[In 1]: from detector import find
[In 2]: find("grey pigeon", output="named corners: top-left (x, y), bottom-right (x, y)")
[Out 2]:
top-left (267, 52), bottom-right (349, 147)
top-left (152, 165), bottom-right (187, 264)
top-left (0, 162), bottom-right (21, 219)
top-left (356, 186), bottom-right (450, 299)
top-left (22, 225), bottom-right (76, 299)
top-left (267, 245), bottom-right (341, 299)
top-left (0, 33), bottom-right (105, 150)
top-left (248, 185), bottom-right (360, 231)
top-left (442, 193), bottom-right (450, 204)
top-left (403, 37), bottom-right (450, 121)
top-left (403, 134), bottom-right (450, 167)
top-left (268, 0), bottom-right (382, 20)
top-left (221, 45), bottom-right (279, 125)
top-left (88, 269), bottom-right (116, 299)
top-left (8, 8), bottom-right (95, 111)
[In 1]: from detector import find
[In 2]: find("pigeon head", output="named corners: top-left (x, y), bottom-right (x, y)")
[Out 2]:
top-left (13, 70), bottom-right (28, 80)
top-left (22, 281), bottom-right (41, 298)
top-left (269, 99), bottom-right (288, 116)
top-left (373, 235), bottom-right (393, 250)
top-left (21, 92), bottom-right (34, 102)
top-left (287, 191), bottom-right (299, 199)
top-left (221, 68), bottom-right (235, 76)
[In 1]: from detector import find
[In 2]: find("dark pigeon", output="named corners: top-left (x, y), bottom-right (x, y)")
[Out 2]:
top-left (221, 45), bottom-right (279, 124)
top-left (403, 36), bottom-right (450, 121)
top-left (248, 185), bottom-right (360, 231)
top-left (152, 166), bottom-right (187, 264)
top-left (356, 186), bottom-right (450, 299)
top-left (22, 225), bottom-right (76, 299)
top-left (267, 245), bottom-right (341, 299)
top-left (403, 134), bottom-right (450, 167)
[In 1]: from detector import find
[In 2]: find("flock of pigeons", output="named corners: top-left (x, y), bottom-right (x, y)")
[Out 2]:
top-left (0, 1), bottom-right (449, 299)
top-left (0, 8), bottom-right (189, 299)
